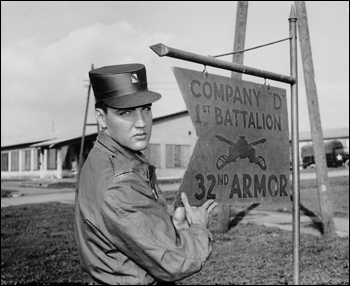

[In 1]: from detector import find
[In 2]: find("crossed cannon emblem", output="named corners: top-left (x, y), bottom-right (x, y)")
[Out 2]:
top-left (215, 135), bottom-right (267, 170)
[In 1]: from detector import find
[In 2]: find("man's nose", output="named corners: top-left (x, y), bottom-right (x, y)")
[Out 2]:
top-left (134, 109), bottom-right (146, 128)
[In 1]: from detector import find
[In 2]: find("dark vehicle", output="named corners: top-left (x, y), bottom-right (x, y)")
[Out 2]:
top-left (301, 140), bottom-right (349, 169)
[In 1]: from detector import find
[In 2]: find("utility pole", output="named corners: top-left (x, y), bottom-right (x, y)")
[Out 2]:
top-left (78, 63), bottom-right (94, 182)
top-left (231, 1), bottom-right (248, 80)
top-left (215, 1), bottom-right (248, 234)
top-left (294, 1), bottom-right (335, 236)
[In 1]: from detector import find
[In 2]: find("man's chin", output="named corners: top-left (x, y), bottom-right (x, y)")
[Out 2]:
top-left (130, 140), bottom-right (149, 152)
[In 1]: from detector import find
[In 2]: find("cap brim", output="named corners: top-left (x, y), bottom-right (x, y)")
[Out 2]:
top-left (102, 91), bottom-right (162, 108)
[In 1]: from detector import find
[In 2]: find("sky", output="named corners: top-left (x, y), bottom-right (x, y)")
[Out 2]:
top-left (1, 1), bottom-right (349, 146)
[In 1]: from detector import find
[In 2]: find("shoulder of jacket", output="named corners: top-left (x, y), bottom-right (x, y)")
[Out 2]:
top-left (92, 144), bottom-right (133, 176)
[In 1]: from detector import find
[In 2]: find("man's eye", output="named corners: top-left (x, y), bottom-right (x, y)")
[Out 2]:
top-left (143, 106), bottom-right (152, 112)
top-left (119, 110), bottom-right (132, 116)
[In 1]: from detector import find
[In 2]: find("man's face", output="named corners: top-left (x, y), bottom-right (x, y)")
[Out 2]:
top-left (101, 104), bottom-right (153, 151)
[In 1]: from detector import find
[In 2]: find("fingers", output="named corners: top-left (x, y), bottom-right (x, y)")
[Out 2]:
top-left (180, 192), bottom-right (192, 212)
top-left (200, 199), bottom-right (218, 218)
top-left (181, 192), bottom-right (217, 213)
top-left (201, 199), bottom-right (214, 210)
top-left (180, 192), bottom-right (220, 227)
top-left (207, 201), bottom-right (218, 214)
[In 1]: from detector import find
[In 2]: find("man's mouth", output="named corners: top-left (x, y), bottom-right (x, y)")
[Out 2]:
top-left (134, 133), bottom-right (147, 140)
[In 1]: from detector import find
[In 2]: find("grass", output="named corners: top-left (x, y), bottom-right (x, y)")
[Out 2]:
top-left (1, 175), bottom-right (349, 284)
top-left (252, 175), bottom-right (349, 219)
top-left (1, 203), bottom-right (90, 284)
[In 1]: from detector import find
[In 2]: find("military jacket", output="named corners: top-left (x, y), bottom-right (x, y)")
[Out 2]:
top-left (75, 131), bottom-right (213, 285)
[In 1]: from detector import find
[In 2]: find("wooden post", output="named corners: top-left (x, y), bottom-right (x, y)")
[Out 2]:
top-left (231, 1), bottom-right (248, 80)
top-left (214, 1), bottom-right (249, 234)
top-left (78, 64), bottom-right (94, 182)
top-left (294, 1), bottom-right (335, 236)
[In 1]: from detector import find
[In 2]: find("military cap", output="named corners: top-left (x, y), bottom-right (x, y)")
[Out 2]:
top-left (89, 63), bottom-right (161, 108)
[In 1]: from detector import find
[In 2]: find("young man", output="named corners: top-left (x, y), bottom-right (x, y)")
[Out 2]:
top-left (74, 64), bottom-right (217, 285)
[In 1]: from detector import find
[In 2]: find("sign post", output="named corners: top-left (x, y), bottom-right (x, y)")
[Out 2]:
top-left (289, 7), bottom-right (300, 285)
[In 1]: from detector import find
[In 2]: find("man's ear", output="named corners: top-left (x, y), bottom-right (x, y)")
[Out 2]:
top-left (95, 108), bottom-right (107, 128)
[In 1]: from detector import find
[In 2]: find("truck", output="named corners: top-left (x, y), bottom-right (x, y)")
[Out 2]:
top-left (301, 140), bottom-right (349, 169)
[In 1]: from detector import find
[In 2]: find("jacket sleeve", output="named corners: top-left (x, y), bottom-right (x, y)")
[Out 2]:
top-left (100, 171), bottom-right (213, 282)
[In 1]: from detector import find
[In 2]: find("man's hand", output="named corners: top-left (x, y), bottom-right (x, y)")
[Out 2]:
top-left (172, 205), bottom-right (189, 230)
top-left (172, 192), bottom-right (217, 230)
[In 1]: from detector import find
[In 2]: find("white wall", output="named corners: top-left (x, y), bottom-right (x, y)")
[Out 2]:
top-left (1, 148), bottom-right (41, 179)
top-left (1, 147), bottom-right (65, 180)
top-left (150, 114), bottom-right (197, 178)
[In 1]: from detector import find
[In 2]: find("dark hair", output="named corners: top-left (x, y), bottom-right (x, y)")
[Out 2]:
top-left (95, 101), bottom-right (108, 114)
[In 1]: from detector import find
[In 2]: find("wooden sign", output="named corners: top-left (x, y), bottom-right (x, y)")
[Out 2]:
top-left (173, 67), bottom-right (290, 207)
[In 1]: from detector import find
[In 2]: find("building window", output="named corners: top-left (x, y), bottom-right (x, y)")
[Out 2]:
top-left (11, 151), bottom-right (19, 171)
top-left (166, 144), bottom-right (190, 168)
top-left (33, 149), bottom-right (41, 170)
top-left (143, 144), bottom-right (161, 168)
top-left (1, 152), bottom-right (9, 171)
top-left (47, 149), bottom-right (57, 170)
top-left (21, 149), bottom-right (31, 171)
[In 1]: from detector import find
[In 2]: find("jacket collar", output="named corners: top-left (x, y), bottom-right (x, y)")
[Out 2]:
top-left (96, 130), bottom-right (148, 166)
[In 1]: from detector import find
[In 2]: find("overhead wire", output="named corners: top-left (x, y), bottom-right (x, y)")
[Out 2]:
top-left (211, 36), bottom-right (292, 58)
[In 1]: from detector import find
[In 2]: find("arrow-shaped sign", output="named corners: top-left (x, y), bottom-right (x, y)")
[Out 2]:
top-left (172, 67), bottom-right (290, 207)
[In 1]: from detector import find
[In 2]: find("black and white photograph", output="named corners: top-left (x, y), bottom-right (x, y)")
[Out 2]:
top-left (1, 1), bottom-right (349, 285)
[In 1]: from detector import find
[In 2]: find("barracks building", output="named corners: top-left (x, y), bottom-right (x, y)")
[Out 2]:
top-left (1, 110), bottom-right (348, 180)
top-left (1, 110), bottom-right (196, 180)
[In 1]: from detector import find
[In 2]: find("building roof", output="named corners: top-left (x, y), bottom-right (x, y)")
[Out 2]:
top-left (298, 127), bottom-right (349, 142)
top-left (1, 135), bottom-right (55, 149)
top-left (30, 129), bottom-right (97, 148)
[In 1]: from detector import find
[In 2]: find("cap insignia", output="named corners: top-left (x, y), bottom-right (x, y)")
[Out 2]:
top-left (131, 73), bottom-right (139, 83)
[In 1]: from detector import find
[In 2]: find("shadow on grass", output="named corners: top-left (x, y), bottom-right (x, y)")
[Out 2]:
top-left (228, 195), bottom-right (324, 235)
top-left (299, 204), bottom-right (324, 234)
top-left (229, 203), bottom-right (261, 228)
top-left (290, 194), bottom-right (324, 234)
